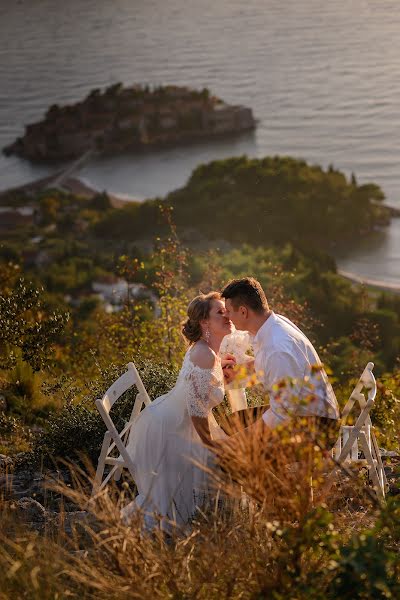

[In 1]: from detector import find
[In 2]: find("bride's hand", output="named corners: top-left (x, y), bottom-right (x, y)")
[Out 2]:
top-left (221, 353), bottom-right (236, 383)
top-left (221, 353), bottom-right (236, 369)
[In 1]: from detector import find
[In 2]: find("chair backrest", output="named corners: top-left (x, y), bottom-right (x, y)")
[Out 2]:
top-left (94, 362), bottom-right (151, 481)
top-left (96, 362), bottom-right (151, 416)
top-left (341, 362), bottom-right (376, 424)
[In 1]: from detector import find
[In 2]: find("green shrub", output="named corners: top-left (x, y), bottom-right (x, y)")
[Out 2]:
top-left (6, 358), bottom-right (40, 413)
top-left (328, 499), bottom-right (400, 599)
top-left (0, 412), bottom-right (33, 455)
top-left (372, 371), bottom-right (400, 450)
top-left (19, 357), bottom-right (178, 469)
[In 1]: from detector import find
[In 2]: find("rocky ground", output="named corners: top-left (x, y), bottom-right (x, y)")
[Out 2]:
top-left (0, 458), bottom-right (90, 534)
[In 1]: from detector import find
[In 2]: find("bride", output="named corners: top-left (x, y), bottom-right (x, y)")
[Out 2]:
top-left (122, 291), bottom-right (234, 528)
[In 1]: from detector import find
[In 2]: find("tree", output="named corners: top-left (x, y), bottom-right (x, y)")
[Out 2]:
top-left (101, 206), bottom-right (190, 366)
top-left (89, 192), bottom-right (111, 211)
top-left (0, 269), bottom-right (69, 371)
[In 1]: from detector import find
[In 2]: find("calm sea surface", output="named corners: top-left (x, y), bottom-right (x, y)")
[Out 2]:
top-left (1, 0), bottom-right (400, 284)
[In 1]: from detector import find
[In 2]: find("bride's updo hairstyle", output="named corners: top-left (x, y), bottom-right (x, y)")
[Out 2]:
top-left (182, 292), bottom-right (221, 344)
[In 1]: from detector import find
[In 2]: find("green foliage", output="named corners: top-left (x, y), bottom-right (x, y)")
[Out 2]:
top-left (0, 411), bottom-right (33, 454)
top-left (330, 535), bottom-right (398, 599)
top-left (21, 357), bottom-right (178, 468)
top-left (43, 256), bottom-right (97, 293)
top-left (92, 198), bottom-right (159, 240)
top-left (92, 156), bottom-right (390, 248)
top-left (372, 370), bottom-right (400, 450)
top-left (328, 500), bottom-right (400, 599)
top-left (24, 399), bottom-right (105, 467)
top-left (0, 159), bottom-right (398, 464)
top-left (6, 359), bottom-right (39, 410)
top-left (254, 503), bottom-right (400, 599)
top-left (39, 195), bottom-right (60, 225)
top-left (0, 274), bottom-right (68, 371)
top-left (100, 206), bottom-right (191, 366)
top-left (89, 191), bottom-right (112, 211)
top-left (167, 156), bottom-right (390, 246)
top-left (0, 242), bottom-right (20, 263)
top-left (0, 155), bottom-right (399, 600)
top-left (0, 411), bottom-right (19, 436)
top-left (260, 507), bottom-right (339, 598)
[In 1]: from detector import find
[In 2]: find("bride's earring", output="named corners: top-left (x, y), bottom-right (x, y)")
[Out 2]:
top-left (204, 326), bottom-right (210, 343)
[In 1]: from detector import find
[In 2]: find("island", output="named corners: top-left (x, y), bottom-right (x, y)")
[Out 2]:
top-left (3, 84), bottom-right (256, 162)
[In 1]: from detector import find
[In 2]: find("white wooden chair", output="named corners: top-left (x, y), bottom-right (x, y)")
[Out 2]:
top-left (332, 362), bottom-right (388, 500)
top-left (92, 362), bottom-right (151, 496)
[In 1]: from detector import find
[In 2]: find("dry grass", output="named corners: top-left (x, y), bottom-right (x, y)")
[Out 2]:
top-left (0, 422), bottom-right (393, 600)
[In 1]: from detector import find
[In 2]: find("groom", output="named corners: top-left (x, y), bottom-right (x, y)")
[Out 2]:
top-left (221, 277), bottom-right (340, 443)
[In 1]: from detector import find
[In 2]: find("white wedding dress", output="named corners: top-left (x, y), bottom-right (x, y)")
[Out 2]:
top-left (122, 347), bottom-right (227, 529)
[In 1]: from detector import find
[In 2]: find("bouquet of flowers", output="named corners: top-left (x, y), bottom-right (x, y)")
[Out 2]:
top-left (220, 327), bottom-right (252, 364)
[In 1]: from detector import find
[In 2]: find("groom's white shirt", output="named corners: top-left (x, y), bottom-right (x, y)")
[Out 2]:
top-left (252, 312), bottom-right (340, 428)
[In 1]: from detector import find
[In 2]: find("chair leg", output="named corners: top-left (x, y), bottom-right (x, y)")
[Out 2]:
top-left (309, 474), bottom-right (314, 506)
top-left (370, 433), bottom-right (389, 491)
top-left (99, 464), bottom-right (120, 489)
top-left (359, 433), bottom-right (385, 501)
top-left (333, 434), bottom-right (342, 460)
top-left (92, 431), bottom-right (111, 496)
top-left (114, 424), bottom-right (131, 482)
top-left (321, 425), bottom-right (360, 497)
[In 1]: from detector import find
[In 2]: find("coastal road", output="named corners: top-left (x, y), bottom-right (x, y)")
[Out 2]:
top-left (50, 148), bottom-right (96, 190)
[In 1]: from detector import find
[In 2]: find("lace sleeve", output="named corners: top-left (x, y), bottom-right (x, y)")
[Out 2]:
top-left (186, 367), bottom-right (219, 418)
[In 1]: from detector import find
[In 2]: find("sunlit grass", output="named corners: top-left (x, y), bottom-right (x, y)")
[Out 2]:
top-left (1, 422), bottom-right (394, 600)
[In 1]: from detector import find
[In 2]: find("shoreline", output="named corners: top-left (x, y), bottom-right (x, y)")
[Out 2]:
top-left (338, 269), bottom-right (400, 295)
top-left (0, 174), bottom-right (139, 209)
top-left (386, 204), bottom-right (400, 217)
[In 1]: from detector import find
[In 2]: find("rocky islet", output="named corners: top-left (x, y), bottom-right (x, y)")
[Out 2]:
top-left (3, 83), bottom-right (256, 162)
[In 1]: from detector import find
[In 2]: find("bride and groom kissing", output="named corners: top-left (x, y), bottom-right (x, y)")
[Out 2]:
top-left (121, 277), bottom-right (340, 528)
